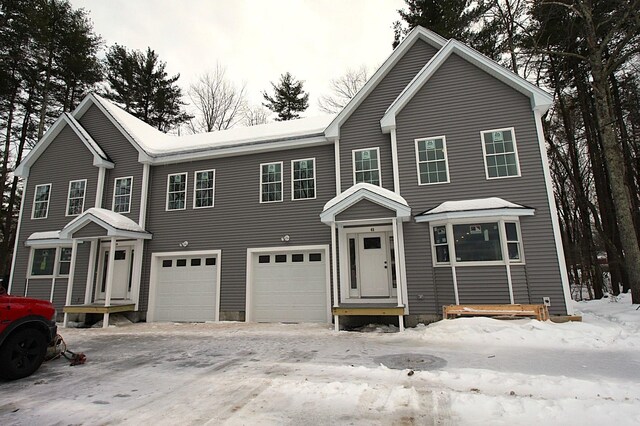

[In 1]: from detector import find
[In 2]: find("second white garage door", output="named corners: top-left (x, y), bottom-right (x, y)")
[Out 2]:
top-left (151, 252), bottom-right (219, 322)
top-left (249, 248), bottom-right (329, 323)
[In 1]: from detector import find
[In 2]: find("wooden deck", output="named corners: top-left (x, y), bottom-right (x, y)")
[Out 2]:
top-left (332, 306), bottom-right (405, 316)
top-left (63, 303), bottom-right (136, 314)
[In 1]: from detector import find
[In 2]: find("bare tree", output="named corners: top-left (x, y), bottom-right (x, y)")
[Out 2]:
top-left (188, 64), bottom-right (247, 133)
top-left (244, 105), bottom-right (270, 127)
top-left (318, 66), bottom-right (368, 114)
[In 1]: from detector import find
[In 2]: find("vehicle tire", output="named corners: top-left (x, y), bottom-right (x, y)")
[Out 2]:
top-left (0, 327), bottom-right (48, 380)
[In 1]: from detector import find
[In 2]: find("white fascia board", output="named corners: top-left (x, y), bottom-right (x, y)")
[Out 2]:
top-left (381, 40), bottom-right (554, 133)
top-left (25, 238), bottom-right (75, 247)
top-left (149, 135), bottom-right (330, 165)
top-left (60, 213), bottom-right (152, 240)
top-left (414, 207), bottom-right (535, 223)
top-left (320, 190), bottom-right (412, 224)
top-left (325, 26), bottom-right (446, 140)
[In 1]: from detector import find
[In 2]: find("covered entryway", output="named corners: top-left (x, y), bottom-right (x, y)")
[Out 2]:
top-left (348, 229), bottom-right (397, 298)
top-left (148, 251), bottom-right (221, 322)
top-left (247, 246), bottom-right (330, 323)
top-left (96, 244), bottom-right (134, 300)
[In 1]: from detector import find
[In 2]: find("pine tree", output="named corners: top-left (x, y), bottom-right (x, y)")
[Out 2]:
top-left (103, 45), bottom-right (191, 132)
top-left (262, 72), bottom-right (309, 121)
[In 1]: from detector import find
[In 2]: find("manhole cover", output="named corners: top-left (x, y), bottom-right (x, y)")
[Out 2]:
top-left (373, 353), bottom-right (447, 371)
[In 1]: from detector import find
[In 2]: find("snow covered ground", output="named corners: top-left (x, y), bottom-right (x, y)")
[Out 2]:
top-left (1, 295), bottom-right (639, 425)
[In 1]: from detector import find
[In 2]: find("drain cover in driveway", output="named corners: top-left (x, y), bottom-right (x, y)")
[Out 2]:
top-left (374, 353), bottom-right (447, 371)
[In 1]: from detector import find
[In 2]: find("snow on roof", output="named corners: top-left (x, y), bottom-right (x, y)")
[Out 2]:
top-left (422, 197), bottom-right (526, 215)
top-left (27, 230), bottom-right (61, 240)
top-left (92, 94), bottom-right (335, 156)
top-left (66, 208), bottom-right (146, 233)
top-left (64, 113), bottom-right (109, 160)
top-left (323, 183), bottom-right (409, 212)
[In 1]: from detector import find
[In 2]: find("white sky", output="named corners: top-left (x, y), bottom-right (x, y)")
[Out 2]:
top-left (69, 0), bottom-right (406, 117)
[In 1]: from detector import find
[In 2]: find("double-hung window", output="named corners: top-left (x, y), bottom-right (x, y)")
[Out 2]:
top-left (32, 183), bottom-right (51, 219)
top-left (481, 128), bottom-right (520, 178)
top-left (415, 136), bottom-right (449, 184)
top-left (194, 170), bottom-right (215, 208)
top-left (167, 172), bottom-right (187, 211)
top-left (66, 179), bottom-right (87, 216)
top-left (113, 177), bottom-right (133, 213)
top-left (58, 247), bottom-right (72, 275)
top-left (292, 158), bottom-right (315, 200)
top-left (260, 162), bottom-right (283, 203)
top-left (353, 148), bottom-right (381, 186)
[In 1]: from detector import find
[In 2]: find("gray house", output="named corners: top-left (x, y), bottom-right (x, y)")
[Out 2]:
top-left (9, 27), bottom-right (572, 330)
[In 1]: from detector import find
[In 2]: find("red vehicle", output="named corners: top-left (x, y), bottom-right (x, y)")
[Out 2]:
top-left (0, 288), bottom-right (57, 380)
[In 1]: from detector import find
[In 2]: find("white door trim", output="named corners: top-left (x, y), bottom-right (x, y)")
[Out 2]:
top-left (95, 242), bottom-right (135, 300)
top-left (245, 245), bottom-right (331, 323)
top-left (147, 249), bottom-right (222, 322)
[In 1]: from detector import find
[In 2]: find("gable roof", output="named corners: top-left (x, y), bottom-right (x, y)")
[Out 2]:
top-left (59, 207), bottom-right (152, 240)
top-left (380, 40), bottom-right (554, 132)
top-left (324, 26), bottom-right (447, 140)
top-left (14, 113), bottom-right (114, 178)
top-left (320, 183), bottom-right (411, 224)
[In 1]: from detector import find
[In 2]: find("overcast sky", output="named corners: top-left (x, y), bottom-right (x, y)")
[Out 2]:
top-left (69, 0), bottom-right (406, 117)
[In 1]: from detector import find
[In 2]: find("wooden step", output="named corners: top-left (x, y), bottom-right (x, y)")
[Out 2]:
top-left (63, 303), bottom-right (136, 314)
top-left (332, 307), bottom-right (405, 316)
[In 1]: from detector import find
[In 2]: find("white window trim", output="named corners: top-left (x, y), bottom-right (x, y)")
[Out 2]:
top-left (291, 158), bottom-right (316, 201)
top-left (259, 161), bottom-right (284, 204)
top-left (65, 179), bottom-right (87, 217)
top-left (429, 216), bottom-right (526, 267)
top-left (193, 169), bottom-right (216, 209)
top-left (414, 136), bottom-right (450, 185)
top-left (166, 172), bottom-right (188, 211)
top-left (352, 147), bottom-right (382, 187)
top-left (112, 176), bottom-right (133, 214)
top-left (31, 183), bottom-right (51, 220)
top-left (480, 127), bottom-right (521, 180)
top-left (27, 246), bottom-right (73, 279)
top-left (57, 246), bottom-right (73, 276)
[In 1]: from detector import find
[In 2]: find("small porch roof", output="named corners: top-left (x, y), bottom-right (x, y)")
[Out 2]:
top-left (59, 208), bottom-right (152, 240)
top-left (320, 183), bottom-right (411, 224)
top-left (415, 197), bottom-right (535, 222)
top-left (25, 230), bottom-right (70, 247)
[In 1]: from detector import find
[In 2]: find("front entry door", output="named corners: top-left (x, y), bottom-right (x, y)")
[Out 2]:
top-left (98, 247), bottom-right (132, 300)
top-left (358, 233), bottom-right (390, 297)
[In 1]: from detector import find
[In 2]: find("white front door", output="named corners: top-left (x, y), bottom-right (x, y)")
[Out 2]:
top-left (97, 247), bottom-right (132, 300)
top-left (358, 233), bottom-right (390, 297)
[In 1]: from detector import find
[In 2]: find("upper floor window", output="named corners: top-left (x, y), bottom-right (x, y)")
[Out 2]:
top-left (481, 128), bottom-right (520, 179)
top-left (194, 170), bottom-right (215, 208)
top-left (66, 179), bottom-right (87, 216)
top-left (32, 183), bottom-right (51, 219)
top-left (113, 177), bottom-right (133, 213)
top-left (415, 136), bottom-right (449, 185)
top-left (167, 172), bottom-right (187, 211)
top-left (292, 158), bottom-right (315, 200)
top-left (353, 147), bottom-right (380, 186)
top-left (260, 162), bottom-right (283, 203)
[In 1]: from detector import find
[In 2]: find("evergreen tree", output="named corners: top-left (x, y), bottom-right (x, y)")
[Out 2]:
top-left (103, 45), bottom-right (191, 132)
top-left (262, 72), bottom-right (309, 121)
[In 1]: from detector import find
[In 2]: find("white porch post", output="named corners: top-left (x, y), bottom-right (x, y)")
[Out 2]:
top-left (103, 237), bottom-right (117, 328)
top-left (500, 220), bottom-right (515, 304)
top-left (84, 240), bottom-right (98, 304)
top-left (392, 218), bottom-right (404, 332)
top-left (331, 222), bottom-right (339, 332)
top-left (95, 167), bottom-right (106, 208)
top-left (131, 239), bottom-right (144, 310)
top-left (63, 239), bottom-right (79, 327)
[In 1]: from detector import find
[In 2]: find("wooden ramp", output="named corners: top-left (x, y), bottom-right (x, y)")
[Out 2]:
top-left (443, 304), bottom-right (550, 321)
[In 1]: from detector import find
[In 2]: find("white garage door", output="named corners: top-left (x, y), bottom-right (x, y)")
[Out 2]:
top-left (152, 254), bottom-right (218, 322)
top-left (251, 249), bottom-right (328, 323)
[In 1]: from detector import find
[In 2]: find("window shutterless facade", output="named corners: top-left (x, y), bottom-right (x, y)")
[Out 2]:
top-left (28, 246), bottom-right (73, 278)
top-left (194, 170), bottom-right (215, 208)
top-left (66, 179), bottom-right (87, 216)
top-left (58, 247), bottom-right (72, 275)
top-left (352, 147), bottom-right (381, 186)
top-left (166, 172), bottom-right (187, 211)
top-left (291, 158), bottom-right (315, 200)
top-left (481, 128), bottom-right (521, 179)
top-left (430, 219), bottom-right (524, 266)
top-left (260, 162), bottom-right (283, 203)
top-left (415, 136), bottom-right (449, 185)
top-left (31, 183), bottom-right (51, 219)
top-left (113, 177), bottom-right (133, 213)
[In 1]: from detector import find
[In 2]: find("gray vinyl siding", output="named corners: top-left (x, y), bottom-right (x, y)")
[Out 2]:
top-left (434, 267), bottom-right (456, 308)
top-left (73, 222), bottom-right (108, 239)
top-left (70, 242), bottom-right (91, 304)
top-left (395, 53), bottom-right (566, 314)
top-left (52, 278), bottom-right (68, 308)
top-left (339, 39), bottom-right (438, 192)
top-left (25, 279), bottom-right (51, 301)
top-left (142, 144), bottom-right (336, 312)
top-left (511, 265), bottom-right (530, 304)
top-left (456, 266), bottom-right (511, 304)
top-left (403, 221), bottom-right (435, 313)
top-left (335, 199), bottom-right (395, 221)
top-left (77, 105), bottom-right (143, 221)
top-left (10, 124), bottom-right (99, 299)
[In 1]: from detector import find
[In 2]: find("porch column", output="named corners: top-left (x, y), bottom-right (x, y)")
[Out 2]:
top-left (392, 218), bottom-right (404, 332)
top-left (331, 222), bottom-right (339, 332)
top-left (103, 236), bottom-right (117, 328)
top-left (130, 239), bottom-right (144, 310)
top-left (63, 239), bottom-right (79, 327)
top-left (84, 240), bottom-right (98, 304)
